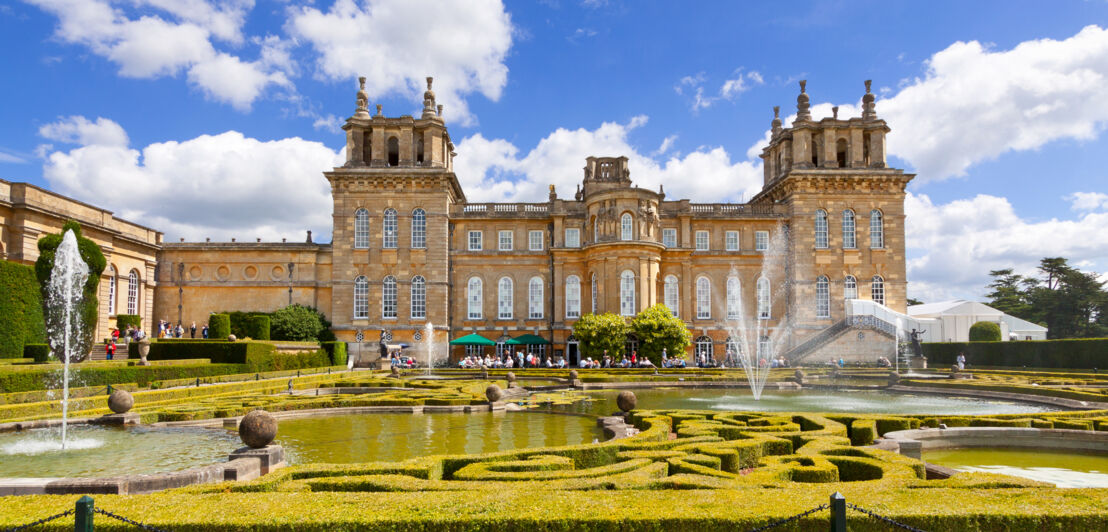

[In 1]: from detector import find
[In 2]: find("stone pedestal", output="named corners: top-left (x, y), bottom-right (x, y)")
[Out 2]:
top-left (910, 356), bottom-right (927, 370)
top-left (228, 445), bottom-right (285, 475)
top-left (91, 413), bottom-right (141, 426)
top-left (571, 379), bottom-right (584, 388)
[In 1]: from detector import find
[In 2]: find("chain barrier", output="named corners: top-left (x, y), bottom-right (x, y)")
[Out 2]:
top-left (1, 509), bottom-right (74, 532)
top-left (746, 503), bottom-right (829, 532)
top-left (93, 508), bottom-right (173, 532)
top-left (846, 502), bottom-right (928, 532)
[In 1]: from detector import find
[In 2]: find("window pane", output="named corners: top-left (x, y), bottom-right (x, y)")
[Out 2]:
top-left (870, 210), bottom-right (884, 249)
top-left (664, 275), bottom-right (679, 317)
top-left (566, 276), bottom-right (581, 318)
top-left (354, 276), bottom-right (369, 319)
top-left (725, 231), bottom-right (739, 251)
top-left (842, 210), bottom-right (856, 249)
top-left (383, 209), bottom-right (398, 249)
top-left (620, 271), bottom-right (635, 316)
top-left (755, 231), bottom-right (768, 251)
top-left (498, 278), bottom-right (513, 319)
top-left (816, 276), bottom-right (830, 318)
top-left (872, 276), bottom-right (885, 306)
top-left (726, 277), bottom-right (740, 319)
top-left (529, 230), bottom-right (543, 251)
top-left (565, 228), bottom-right (580, 248)
top-left (529, 277), bottom-right (543, 319)
top-left (844, 276), bottom-right (858, 300)
top-left (382, 276), bottom-right (397, 318)
top-left (663, 228), bottom-right (677, 247)
top-left (469, 231), bottom-right (482, 251)
top-left (107, 268), bottom-right (116, 315)
top-left (127, 271), bottom-right (139, 315)
top-left (814, 210), bottom-right (828, 249)
top-left (696, 277), bottom-right (711, 319)
top-left (411, 276), bottom-right (426, 319)
top-left (696, 231), bottom-right (709, 251)
top-left (411, 209), bottom-right (426, 249)
top-left (757, 277), bottom-right (771, 319)
top-left (467, 278), bottom-right (482, 319)
top-left (591, 274), bottom-right (598, 314)
top-left (354, 209), bottom-right (370, 249)
top-left (621, 214), bottom-right (633, 241)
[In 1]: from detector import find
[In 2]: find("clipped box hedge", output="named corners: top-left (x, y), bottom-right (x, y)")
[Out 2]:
top-left (0, 362), bottom-right (253, 393)
top-left (923, 338), bottom-right (1108, 369)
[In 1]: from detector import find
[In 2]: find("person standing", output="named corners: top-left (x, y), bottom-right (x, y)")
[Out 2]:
top-left (957, 352), bottom-right (966, 371)
top-left (202, 324), bottom-right (209, 339)
top-left (190, 322), bottom-right (197, 338)
top-left (105, 340), bottom-right (116, 361)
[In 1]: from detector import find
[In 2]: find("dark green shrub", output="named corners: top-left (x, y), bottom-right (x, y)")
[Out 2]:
top-left (115, 314), bottom-right (141, 332)
top-left (922, 338), bottom-right (1108, 369)
top-left (247, 315), bottom-right (271, 340)
top-left (0, 261), bottom-right (46, 358)
top-left (321, 341), bottom-right (347, 366)
top-left (147, 340), bottom-right (273, 364)
top-left (34, 221), bottom-right (105, 361)
top-left (630, 304), bottom-right (692, 365)
top-left (270, 304), bottom-right (324, 341)
top-left (969, 321), bottom-right (1002, 342)
top-left (209, 314), bottom-right (231, 339)
top-left (573, 312), bottom-right (630, 359)
top-left (23, 344), bottom-right (51, 363)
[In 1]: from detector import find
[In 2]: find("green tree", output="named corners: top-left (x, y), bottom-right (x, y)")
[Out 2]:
top-left (630, 304), bottom-right (691, 365)
top-left (968, 321), bottom-right (1001, 341)
top-left (0, 261), bottom-right (46, 358)
top-left (572, 312), bottom-right (629, 360)
top-left (906, 297), bottom-right (924, 307)
top-left (34, 221), bottom-right (105, 361)
top-left (270, 304), bottom-right (325, 341)
top-left (985, 268), bottom-right (1031, 319)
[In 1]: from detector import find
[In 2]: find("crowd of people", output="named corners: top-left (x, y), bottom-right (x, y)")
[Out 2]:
top-left (156, 320), bottom-right (208, 339)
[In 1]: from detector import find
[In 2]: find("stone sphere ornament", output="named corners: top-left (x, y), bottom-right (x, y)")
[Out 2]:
top-left (616, 390), bottom-right (637, 412)
top-left (228, 334), bottom-right (237, 342)
top-left (485, 384), bottom-right (504, 402)
top-left (107, 389), bottom-right (134, 414)
top-left (506, 372), bottom-right (516, 383)
top-left (793, 369), bottom-right (805, 382)
top-left (239, 409), bottom-right (278, 449)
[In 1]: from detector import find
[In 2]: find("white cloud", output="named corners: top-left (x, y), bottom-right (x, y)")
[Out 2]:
top-left (27, 0), bottom-right (289, 110)
top-left (37, 116), bottom-right (340, 242)
top-left (905, 192), bottom-right (1108, 302)
top-left (0, 151), bottom-right (27, 164)
top-left (454, 116), bottom-right (762, 204)
top-left (1067, 191), bottom-right (1108, 211)
top-left (286, 0), bottom-right (514, 126)
top-left (652, 134), bottom-right (678, 156)
top-left (677, 69), bottom-right (764, 111)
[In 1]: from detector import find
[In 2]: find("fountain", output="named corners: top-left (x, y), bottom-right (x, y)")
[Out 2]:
top-left (423, 322), bottom-right (443, 376)
top-left (721, 226), bottom-right (794, 400)
top-left (45, 229), bottom-right (89, 449)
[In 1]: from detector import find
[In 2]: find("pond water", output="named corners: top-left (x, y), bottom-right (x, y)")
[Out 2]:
top-left (276, 411), bottom-right (602, 464)
top-left (925, 448), bottom-right (1108, 488)
top-left (0, 425), bottom-right (240, 478)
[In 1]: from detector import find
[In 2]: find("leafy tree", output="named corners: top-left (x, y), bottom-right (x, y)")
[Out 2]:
top-left (630, 304), bottom-right (691, 365)
top-left (572, 312), bottom-right (629, 360)
top-left (968, 321), bottom-right (1001, 341)
top-left (987, 257), bottom-right (1107, 339)
top-left (906, 297), bottom-right (924, 307)
top-left (34, 221), bottom-right (105, 361)
top-left (985, 269), bottom-right (1031, 319)
top-left (269, 304), bottom-right (336, 342)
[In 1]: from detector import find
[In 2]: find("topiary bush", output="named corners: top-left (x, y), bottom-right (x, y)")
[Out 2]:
top-left (969, 321), bottom-right (1002, 342)
top-left (0, 261), bottom-right (46, 358)
top-left (247, 315), bottom-right (271, 341)
top-left (322, 341), bottom-right (347, 366)
top-left (572, 312), bottom-right (630, 360)
top-left (22, 344), bottom-right (51, 363)
top-left (209, 314), bottom-right (231, 339)
top-left (115, 314), bottom-right (141, 333)
top-left (630, 304), bottom-right (691, 365)
top-left (34, 221), bottom-right (105, 362)
top-left (270, 304), bottom-right (324, 341)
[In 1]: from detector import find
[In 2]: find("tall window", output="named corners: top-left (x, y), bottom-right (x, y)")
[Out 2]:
top-left (354, 208), bottom-right (370, 249)
top-left (755, 231), bottom-right (769, 251)
top-left (591, 274), bottom-right (598, 314)
top-left (106, 266), bottom-right (116, 315)
top-left (696, 277), bottom-right (711, 319)
top-left (844, 275), bottom-right (858, 300)
top-left (695, 336), bottom-right (714, 359)
top-left (528, 277), bottom-right (543, 319)
top-left (127, 270), bottom-right (139, 315)
top-left (467, 277), bottom-right (482, 319)
top-left (499, 230), bottom-right (513, 251)
top-left (566, 275), bottom-right (581, 318)
top-left (410, 276), bottom-right (426, 319)
top-left (663, 228), bottom-right (677, 247)
top-left (872, 275), bottom-right (885, 306)
top-left (757, 276), bottom-right (771, 319)
top-left (529, 230), bottom-right (543, 251)
top-left (726, 277), bottom-right (740, 319)
top-left (382, 276), bottom-right (397, 318)
top-left (725, 231), bottom-right (739, 251)
top-left (565, 228), bottom-right (580, 248)
top-left (353, 276), bottom-right (369, 318)
top-left (842, 209), bottom-right (856, 249)
top-left (383, 208), bottom-right (398, 249)
top-left (816, 276), bottom-right (830, 318)
top-left (498, 277), bottom-right (513, 319)
top-left (411, 209), bottom-right (426, 248)
top-left (619, 270), bottom-right (635, 316)
top-left (664, 275), bottom-right (679, 317)
top-left (695, 230), bottom-right (709, 251)
top-left (620, 213), bottom-right (633, 241)
top-left (593, 217), bottom-right (599, 242)
top-left (814, 209), bottom-right (828, 249)
top-left (468, 231), bottom-right (482, 251)
top-left (870, 209), bottom-right (884, 249)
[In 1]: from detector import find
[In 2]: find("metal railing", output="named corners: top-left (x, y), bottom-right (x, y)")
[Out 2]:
top-left (748, 492), bottom-right (928, 531)
top-left (2, 496), bottom-right (172, 532)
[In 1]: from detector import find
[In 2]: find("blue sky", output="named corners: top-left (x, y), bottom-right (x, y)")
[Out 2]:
top-left (1, 0), bottom-right (1107, 302)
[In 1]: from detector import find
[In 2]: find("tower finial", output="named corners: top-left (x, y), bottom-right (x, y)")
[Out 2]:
top-left (354, 76), bottom-right (369, 118)
top-left (862, 79), bottom-right (877, 120)
top-left (422, 76), bottom-right (437, 119)
top-left (795, 80), bottom-right (811, 122)
top-left (771, 105), bottom-right (782, 136)
top-left (832, 106), bottom-right (839, 120)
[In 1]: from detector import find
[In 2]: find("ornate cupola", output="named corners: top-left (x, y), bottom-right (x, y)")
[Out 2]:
top-left (340, 75), bottom-right (455, 171)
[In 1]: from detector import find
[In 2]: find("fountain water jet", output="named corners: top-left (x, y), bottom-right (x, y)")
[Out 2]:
top-left (45, 230), bottom-right (89, 449)
top-left (422, 322), bottom-right (444, 376)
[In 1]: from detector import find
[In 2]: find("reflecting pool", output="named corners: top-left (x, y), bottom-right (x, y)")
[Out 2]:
top-left (925, 448), bottom-right (1108, 488)
top-left (276, 411), bottom-right (602, 464)
top-left (0, 425), bottom-right (240, 478)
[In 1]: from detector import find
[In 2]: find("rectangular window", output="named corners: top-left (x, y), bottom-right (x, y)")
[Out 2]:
top-left (499, 230), bottom-right (513, 251)
top-left (695, 230), bottom-right (709, 251)
top-left (529, 281), bottom-right (543, 319)
top-left (662, 228), bottom-right (677, 248)
top-left (565, 228), bottom-right (580, 248)
top-left (755, 231), bottom-right (769, 251)
top-left (725, 231), bottom-right (739, 251)
top-left (468, 231), bottom-right (482, 251)
top-left (529, 230), bottom-right (543, 251)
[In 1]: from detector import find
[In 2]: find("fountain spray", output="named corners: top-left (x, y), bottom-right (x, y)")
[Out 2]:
top-left (46, 230), bottom-right (89, 449)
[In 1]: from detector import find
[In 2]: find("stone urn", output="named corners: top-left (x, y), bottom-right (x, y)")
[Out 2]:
top-left (485, 384), bottom-right (504, 402)
top-left (569, 369), bottom-right (578, 381)
top-left (389, 365), bottom-right (401, 378)
top-left (616, 391), bottom-right (637, 413)
top-left (792, 369), bottom-right (805, 385)
top-left (137, 339), bottom-right (151, 366)
top-left (887, 372), bottom-right (901, 386)
top-left (239, 410), bottom-right (278, 449)
top-left (107, 389), bottom-right (134, 414)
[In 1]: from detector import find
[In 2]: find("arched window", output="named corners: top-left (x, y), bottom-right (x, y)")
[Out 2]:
top-left (620, 213), bottom-right (633, 241)
top-left (565, 275), bottom-right (581, 319)
top-left (467, 277), bottom-right (482, 319)
top-left (127, 270), bottom-right (139, 315)
top-left (757, 335), bottom-right (770, 359)
top-left (842, 209), bottom-right (856, 249)
top-left (382, 209), bottom-right (398, 249)
top-left (498, 277), bottom-right (513, 319)
top-left (836, 138), bottom-right (848, 168)
top-left (411, 208), bottom-right (426, 248)
top-left (591, 274), bottom-right (598, 314)
top-left (844, 275), bottom-right (858, 300)
top-left (664, 275), bottom-right (679, 317)
top-left (726, 277), bottom-right (741, 319)
top-left (870, 209), bottom-right (884, 249)
top-left (695, 336), bottom-right (714, 359)
top-left (816, 275), bottom-right (830, 318)
top-left (382, 276), bottom-right (397, 318)
top-left (410, 276), bottom-right (426, 319)
top-left (814, 209), bottom-right (828, 249)
top-left (354, 208), bottom-right (370, 249)
top-left (387, 137), bottom-right (399, 166)
top-left (353, 276), bottom-right (369, 319)
top-left (106, 266), bottom-right (116, 315)
top-left (619, 270), bottom-right (635, 316)
top-left (528, 277), bottom-right (544, 319)
top-left (696, 277), bottom-right (711, 320)
top-left (872, 275), bottom-right (885, 306)
top-left (757, 276), bottom-right (771, 320)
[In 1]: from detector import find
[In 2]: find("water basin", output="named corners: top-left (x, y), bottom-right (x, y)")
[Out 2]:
top-left (925, 448), bottom-right (1108, 488)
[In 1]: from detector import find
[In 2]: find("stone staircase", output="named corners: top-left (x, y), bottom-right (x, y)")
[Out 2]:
top-left (785, 314), bottom-right (896, 364)
top-left (88, 342), bottom-right (129, 361)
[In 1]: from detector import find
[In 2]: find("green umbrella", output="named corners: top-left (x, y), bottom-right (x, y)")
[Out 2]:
top-left (449, 333), bottom-right (496, 346)
top-left (511, 333), bottom-right (550, 345)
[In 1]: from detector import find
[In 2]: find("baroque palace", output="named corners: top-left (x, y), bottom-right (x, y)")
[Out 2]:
top-left (0, 78), bottom-right (911, 364)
